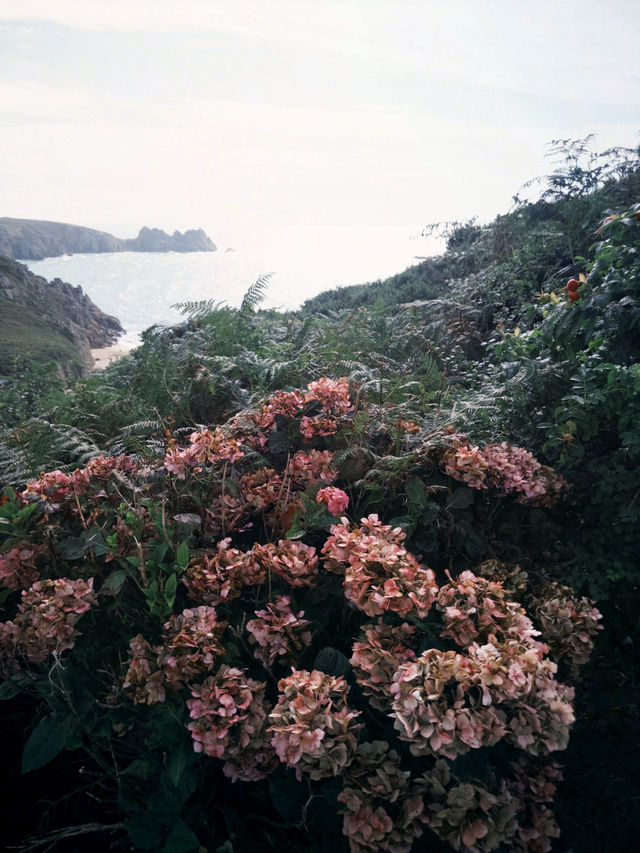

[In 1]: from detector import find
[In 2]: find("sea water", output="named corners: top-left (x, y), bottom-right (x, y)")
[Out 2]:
top-left (26, 224), bottom-right (441, 346)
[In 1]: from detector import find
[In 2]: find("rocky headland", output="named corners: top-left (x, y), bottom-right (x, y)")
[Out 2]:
top-left (0, 218), bottom-right (217, 261)
top-left (0, 255), bottom-right (124, 377)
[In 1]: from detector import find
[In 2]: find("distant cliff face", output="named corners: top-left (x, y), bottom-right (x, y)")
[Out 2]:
top-left (0, 255), bottom-right (124, 377)
top-left (0, 218), bottom-right (217, 260)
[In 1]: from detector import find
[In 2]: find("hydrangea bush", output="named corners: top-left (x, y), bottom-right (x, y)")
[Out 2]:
top-left (0, 378), bottom-right (601, 852)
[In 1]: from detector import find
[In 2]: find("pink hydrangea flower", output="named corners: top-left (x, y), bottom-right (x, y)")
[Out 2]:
top-left (268, 669), bottom-right (361, 780)
top-left (246, 595), bottom-right (313, 666)
top-left (316, 487), bottom-right (350, 516)
top-left (251, 540), bottom-right (319, 588)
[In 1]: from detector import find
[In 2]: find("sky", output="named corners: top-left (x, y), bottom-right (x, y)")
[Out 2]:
top-left (1, 0), bottom-right (638, 247)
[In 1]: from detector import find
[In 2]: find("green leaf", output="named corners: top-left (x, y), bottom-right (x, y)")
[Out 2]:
top-left (267, 430), bottom-right (290, 454)
top-left (124, 815), bottom-right (165, 850)
top-left (165, 573), bottom-right (178, 602)
top-left (162, 820), bottom-right (200, 853)
top-left (102, 569), bottom-right (128, 595)
top-left (0, 671), bottom-right (32, 700)
top-left (22, 714), bottom-right (80, 773)
top-left (176, 540), bottom-right (189, 571)
top-left (446, 487), bottom-right (475, 511)
top-left (405, 476), bottom-right (426, 508)
top-left (314, 647), bottom-right (350, 677)
top-left (166, 747), bottom-right (187, 788)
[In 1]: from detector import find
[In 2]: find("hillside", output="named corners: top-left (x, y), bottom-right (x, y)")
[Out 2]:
top-left (0, 218), bottom-right (217, 260)
top-left (0, 255), bottom-right (123, 377)
top-left (0, 138), bottom-right (639, 853)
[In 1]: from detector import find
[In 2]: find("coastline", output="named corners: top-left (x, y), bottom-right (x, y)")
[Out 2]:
top-left (91, 342), bottom-right (135, 371)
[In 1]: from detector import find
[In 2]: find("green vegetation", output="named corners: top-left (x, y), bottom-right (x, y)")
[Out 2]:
top-left (0, 137), bottom-right (639, 851)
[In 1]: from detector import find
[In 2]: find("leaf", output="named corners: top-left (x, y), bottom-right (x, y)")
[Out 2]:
top-left (176, 540), bottom-right (190, 570)
top-left (269, 771), bottom-right (309, 823)
top-left (124, 815), bottom-right (165, 850)
top-left (165, 573), bottom-right (178, 601)
top-left (22, 714), bottom-right (80, 773)
top-left (446, 487), bottom-right (475, 511)
top-left (102, 569), bottom-right (128, 595)
top-left (405, 476), bottom-right (426, 508)
top-left (0, 671), bottom-right (32, 700)
top-left (267, 430), bottom-right (290, 455)
top-left (162, 820), bottom-right (200, 853)
top-left (173, 513), bottom-right (201, 528)
top-left (314, 647), bottom-right (350, 677)
top-left (166, 747), bottom-right (187, 788)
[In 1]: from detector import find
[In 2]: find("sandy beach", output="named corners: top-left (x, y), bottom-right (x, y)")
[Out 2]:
top-left (91, 343), bottom-right (135, 371)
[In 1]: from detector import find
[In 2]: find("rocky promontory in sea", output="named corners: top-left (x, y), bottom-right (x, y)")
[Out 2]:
top-left (0, 218), bottom-right (217, 261)
top-left (0, 255), bottom-right (124, 377)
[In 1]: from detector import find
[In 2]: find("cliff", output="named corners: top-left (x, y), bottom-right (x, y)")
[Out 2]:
top-left (0, 255), bottom-right (124, 378)
top-left (0, 218), bottom-right (217, 260)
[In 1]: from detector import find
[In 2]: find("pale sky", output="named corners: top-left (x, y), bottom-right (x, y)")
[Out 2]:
top-left (1, 0), bottom-right (638, 245)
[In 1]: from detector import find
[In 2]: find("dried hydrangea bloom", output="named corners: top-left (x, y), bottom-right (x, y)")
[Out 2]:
top-left (322, 515), bottom-right (438, 619)
top-left (474, 559), bottom-right (529, 599)
top-left (436, 570), bottom-right (542, 648)
top-left (0, 544), bottom-right (42, 590)
top-left (122, 634), bottom-right (166, 705)
top-left (350, 620), bottom-right (417, 711)
top-left (508, 765), bottom-right (562, 852)
top-left (240, 469), bottom-right (284, 511)
top-left (300, 414), bottom-right (340, 439)
top-left (285, 449), bottom-right (338, 487)
top-left (444, 441), bottom-right (567, 507)
top-left (505, 662), bottom-right (575, 755)
top-left (251, 540), bottom-right (319, 588)
top-left (183, 538), bottom-right (252, 605)
top-left (85, 453), bottom-right (138, 478)
top-left (158, 606), bottom-right (226, 687)
top-left (339, 741), bottom-right (428, 853)
top-left (422, 759), bottom-right (520, 852)
top-left (257, 389), bottom-right (306, 432)
top-left (389, 649), bottom-right (507, 759)
top-left (203, 493), bottom-right (248, 537)
top-left (467, 639), bottom-right (547, 706)
top-left (187, 665), bottom-right (276, 783)
top-left (304, 377), bottom-right (353, 415)
top-left (530, 581), bottom-right (602, 669)
top-left (164, 427), bottom-right (244, 478)
top-left (316, 486), bottom-right (350, 516)
top-left (268, 668), bottom-right (362, 780)
top-left (0, 620), bottom-right (20, 678)
top-left (246, 594), bottom-right (312, 667)
top-left (23, 468), bottom-right (89, 504)
top-left (15, 578), bottom-right (95, 664)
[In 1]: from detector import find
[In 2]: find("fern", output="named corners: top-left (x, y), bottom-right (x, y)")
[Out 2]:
top-left (239, 273), bottom-right (272, 316)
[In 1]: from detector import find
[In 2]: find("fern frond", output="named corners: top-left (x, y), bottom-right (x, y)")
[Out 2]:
top-left (239, 273), bottom-right (272, 316)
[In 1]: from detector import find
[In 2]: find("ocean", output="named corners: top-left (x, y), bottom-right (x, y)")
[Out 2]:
top-left (26, 224), bottom-right (440, 347)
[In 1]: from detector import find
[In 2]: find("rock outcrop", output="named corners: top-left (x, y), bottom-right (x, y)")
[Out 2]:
top-left (0, 255), bottom-right (124, 377)
top-left (0, 218), bottom-right (217, 260)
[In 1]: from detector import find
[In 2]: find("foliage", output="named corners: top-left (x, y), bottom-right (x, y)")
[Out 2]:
top-left (0, 379), bottom-right (601, 852)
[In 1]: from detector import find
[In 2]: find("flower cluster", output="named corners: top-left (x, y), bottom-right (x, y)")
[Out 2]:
top-left (422, 758), bottom-right (561, 853)
top-left (505, 661), bottom-right (575, 755)
top-left (251, 540), bottom-right (319, 588)
top-left (530, 582), bottom-right (602, 669)
top-left (389, 649), bottom-right (507, 759)
top-left (285, 449), bottom-right (338, 487)
top-left (246, 595), bottom-right (313, 667)
top-left (183, 538), bottom-right (256, 605)
top-left (0, 544), bottom-right (43, 590)
top-left (23, 455), bottom-right (137, 503)
top-left (187, 665), bottom-right (277, 782)
top-left (436, 570), bottom-right (542, 648)
top-left (322, 515), bottom-right (438, 619)
top-left (268, 669), bottom-right (362, 780)
top-left (164, 428), bottom-right (244, 478)
top-left (444, 441), bottom-right (567, 506)
top-left (339, 741), bottom-right (428, 853)
top-left (316, 486), bottom-right (350, 516)
top-left (350, 620), bottom-right (417, 711)
top-left (123, 606), bottom-right (227, 704)
top-left (3, 578), bottom-right (96, 665)
top-left (305, 377), bottom-right (353, 415)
